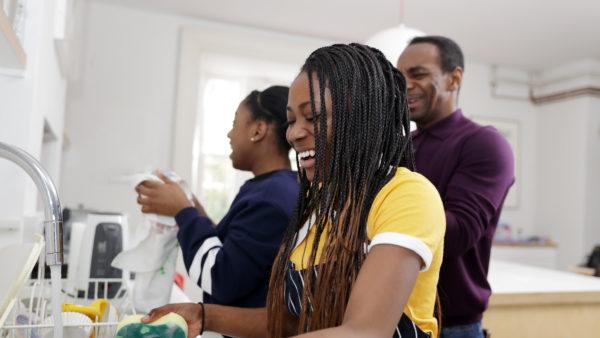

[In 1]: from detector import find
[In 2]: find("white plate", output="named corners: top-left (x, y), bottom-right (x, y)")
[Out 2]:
top-left (41, 312), bottom-right (93, 338)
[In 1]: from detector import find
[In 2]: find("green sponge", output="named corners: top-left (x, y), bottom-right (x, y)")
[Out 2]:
top-left (115, 313), bottom-right (188, 338)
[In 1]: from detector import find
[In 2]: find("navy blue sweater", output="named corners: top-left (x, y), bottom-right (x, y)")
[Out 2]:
top-left (175, 169), bottom-right (299, 307)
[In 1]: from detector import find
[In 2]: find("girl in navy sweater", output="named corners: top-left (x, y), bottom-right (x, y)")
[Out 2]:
top-left (136, 85), bottom-right (299, 309)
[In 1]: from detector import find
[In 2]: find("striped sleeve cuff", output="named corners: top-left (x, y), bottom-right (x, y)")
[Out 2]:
top-left (368, 232), bottom-right (433, 272)
top-left (188, 236), bottom-right (223, 294)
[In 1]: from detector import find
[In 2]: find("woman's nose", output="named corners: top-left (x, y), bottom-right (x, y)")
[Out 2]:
top-left (286, 123), bottom-right (306, 144)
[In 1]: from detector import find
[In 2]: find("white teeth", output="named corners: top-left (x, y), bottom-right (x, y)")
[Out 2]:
top-left (298, 150), bottom-right (315, 160)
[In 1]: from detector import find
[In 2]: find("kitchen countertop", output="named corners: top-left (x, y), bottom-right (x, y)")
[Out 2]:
top-left (484, 260), bottom-right (600, 337)
top-left (489, 259), bottom-right (600, 294)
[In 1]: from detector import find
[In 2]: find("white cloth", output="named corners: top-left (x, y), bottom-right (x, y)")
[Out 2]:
top-left (111, 170), bottom-right (193, 313)
top-left (112, 221), bottom-right (179, 313)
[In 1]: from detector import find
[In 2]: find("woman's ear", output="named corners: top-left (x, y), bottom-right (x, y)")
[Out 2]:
top-left (250, 120), bottom-right (268, 142)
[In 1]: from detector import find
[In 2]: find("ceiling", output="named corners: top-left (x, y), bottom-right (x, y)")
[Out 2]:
top-left (93, 0), bottom-right (600, 71)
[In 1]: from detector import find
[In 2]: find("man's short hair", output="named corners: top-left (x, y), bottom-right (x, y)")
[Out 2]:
top-left (409, 36), bottom-right (464, 73)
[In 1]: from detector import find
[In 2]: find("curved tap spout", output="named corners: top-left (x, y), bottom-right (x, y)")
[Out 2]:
top-left (0, 142), bottom-right (63, 265)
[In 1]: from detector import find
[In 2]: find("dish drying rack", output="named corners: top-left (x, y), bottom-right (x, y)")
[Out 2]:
top-left (0, 272), bottom-right (136, 337)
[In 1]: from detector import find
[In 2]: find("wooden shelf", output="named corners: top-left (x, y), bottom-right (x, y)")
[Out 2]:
top-left (0, 6), bottom-right (26, 72)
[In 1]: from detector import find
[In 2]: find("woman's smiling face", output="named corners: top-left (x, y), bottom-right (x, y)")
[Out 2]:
top-left (286, 72), bottom-right (333, 182)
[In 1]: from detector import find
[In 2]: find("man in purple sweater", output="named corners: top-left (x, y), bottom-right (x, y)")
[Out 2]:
top-left (397, 36), bottom-right (515, 338)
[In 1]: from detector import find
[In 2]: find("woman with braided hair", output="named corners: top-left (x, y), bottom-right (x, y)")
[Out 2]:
top-left (143, 43), bottom-right (446, 338)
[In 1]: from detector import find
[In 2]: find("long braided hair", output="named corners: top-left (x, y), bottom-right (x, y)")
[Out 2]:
top-left (267, 43), bottom-right (414, 336)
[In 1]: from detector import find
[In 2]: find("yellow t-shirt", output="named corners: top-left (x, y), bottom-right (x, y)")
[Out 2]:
top-left (290, 167), bottom-right (446, 337)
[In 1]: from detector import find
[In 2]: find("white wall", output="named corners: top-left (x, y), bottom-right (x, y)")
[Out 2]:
top-left (584, 98), bottom-right (600, 261)
top-left (536, 98), bottom-right (589, 268)
top-left (0, 0), bottom-right (67, 247)
top-left (526, 60), bottom-right (600, 268)
top-left (61, 2), bottom-right (188, 223)
top-left (61, 1), bottom-right (326, 227)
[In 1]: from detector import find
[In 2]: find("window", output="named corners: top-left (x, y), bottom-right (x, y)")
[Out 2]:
top-left (195, 78), bottom-right (246, 220)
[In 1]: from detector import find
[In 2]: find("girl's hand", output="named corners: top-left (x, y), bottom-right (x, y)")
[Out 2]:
top-left (135, 173), bottom-right (192, 216)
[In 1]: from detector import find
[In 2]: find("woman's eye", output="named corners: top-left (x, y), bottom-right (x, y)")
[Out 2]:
top-left (307, 112), bottom-right (321, 121)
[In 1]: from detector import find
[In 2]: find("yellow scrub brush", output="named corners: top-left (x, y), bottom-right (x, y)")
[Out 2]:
top-left (61, 299), bottom-right (109, 338)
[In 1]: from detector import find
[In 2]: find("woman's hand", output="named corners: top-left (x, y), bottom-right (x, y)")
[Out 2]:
top-left (142, 303), bottom-right (203, 337)
top-left (135, 173), bottom-right (192, 217)
top-left (143, 303), bottom-right (272, 338)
